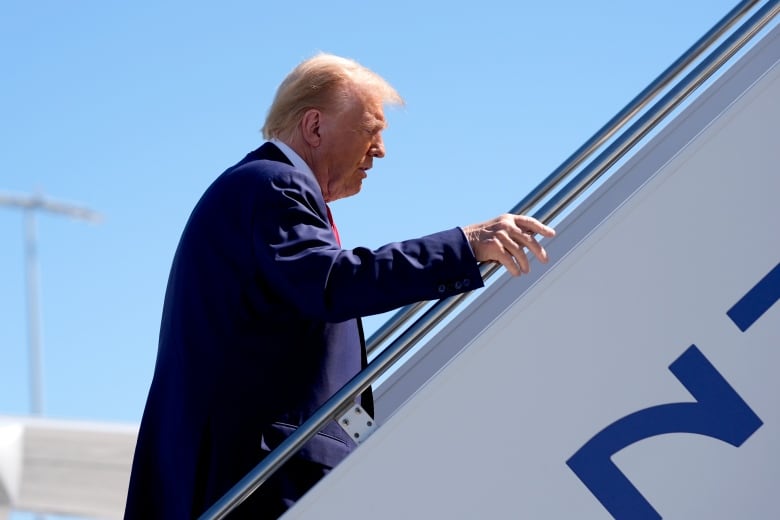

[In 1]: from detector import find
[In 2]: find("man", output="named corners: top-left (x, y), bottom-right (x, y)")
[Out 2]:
top-left (125, 53), bottom-right (555, 519)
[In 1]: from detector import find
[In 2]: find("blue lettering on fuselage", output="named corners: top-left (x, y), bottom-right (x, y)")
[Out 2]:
top-left (567, 262), bottom-right (777, 519)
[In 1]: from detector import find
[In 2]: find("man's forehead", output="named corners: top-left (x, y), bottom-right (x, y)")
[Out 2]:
top-left (364, 108), bottom-right (386, 127)
top-left (337, 84), bottom-right (388, 128)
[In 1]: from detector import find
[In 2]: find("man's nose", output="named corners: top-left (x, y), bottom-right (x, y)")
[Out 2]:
top-left (370, 135), bottom-right (385, 158)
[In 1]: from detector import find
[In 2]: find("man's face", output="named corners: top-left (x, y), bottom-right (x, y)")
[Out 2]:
top-left (314, 87), bottom-right (386, 202)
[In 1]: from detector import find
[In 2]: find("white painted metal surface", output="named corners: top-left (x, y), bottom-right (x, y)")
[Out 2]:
top-left (284, 24), bottom-right (780, 520)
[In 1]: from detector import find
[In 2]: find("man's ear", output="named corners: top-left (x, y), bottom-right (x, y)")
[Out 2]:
top-left (300, 109), bottom-right (322, 147)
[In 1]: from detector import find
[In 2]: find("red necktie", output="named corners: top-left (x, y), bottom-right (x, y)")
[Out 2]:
top-left (325, 205), bottom-right (341, 246)
top-left (326, 205), bottom-right (372, 414)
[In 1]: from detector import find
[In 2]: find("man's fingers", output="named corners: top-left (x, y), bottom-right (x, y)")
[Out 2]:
top-left (494, 247), bottom-right (524, 276)
top-left (487, 230), bottom-right (529, 275)
top-left (519, 231), bottom-right (549, 264)
top-left (513, 215), bottom-right (556, 238)
top-left (498, 234), bottom-right (531, 274)
top-left (462, 214), bottom-right (556, 277)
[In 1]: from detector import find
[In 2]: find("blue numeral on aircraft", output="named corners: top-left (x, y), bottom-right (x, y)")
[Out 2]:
top-left (566, 345), bottom-right (763, 519)
top-left (727, 261), bottom-right (780, 332)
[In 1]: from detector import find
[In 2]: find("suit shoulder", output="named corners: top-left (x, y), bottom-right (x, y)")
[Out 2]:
top-left (221, 158), bottom-right (319, 195)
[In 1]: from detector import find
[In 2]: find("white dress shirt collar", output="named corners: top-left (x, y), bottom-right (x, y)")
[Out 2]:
top-left (269, 138), bottom-right (315, 178)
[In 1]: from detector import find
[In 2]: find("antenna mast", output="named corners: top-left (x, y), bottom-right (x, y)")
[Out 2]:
top-left (0, 191), bottom-right (102, 415)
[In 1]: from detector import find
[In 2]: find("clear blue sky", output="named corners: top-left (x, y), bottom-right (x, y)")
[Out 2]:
top-left (0, 0), bottom-right (738, 430)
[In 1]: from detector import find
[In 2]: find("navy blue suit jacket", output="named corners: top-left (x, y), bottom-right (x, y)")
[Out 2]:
top-left (124, 143), bottom-right (483, 518)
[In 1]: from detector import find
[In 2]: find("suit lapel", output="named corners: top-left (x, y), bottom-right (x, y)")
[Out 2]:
top-left (249, 142), bottom-right (375, 417)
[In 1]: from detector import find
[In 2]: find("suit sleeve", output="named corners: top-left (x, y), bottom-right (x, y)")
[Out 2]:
top-left (246, 162), bottom-right (484, 322)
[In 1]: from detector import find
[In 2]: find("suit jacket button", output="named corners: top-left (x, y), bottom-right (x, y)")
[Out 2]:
top-left (463, 279), bottom-right (471, 288)
top-left (438, 284), bottom-right (446, 293)
top-left (454, 281), bottom-right (462, 290)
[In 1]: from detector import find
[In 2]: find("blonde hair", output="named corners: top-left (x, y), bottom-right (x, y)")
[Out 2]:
top-left (262, 53), bottom-right (404, 140)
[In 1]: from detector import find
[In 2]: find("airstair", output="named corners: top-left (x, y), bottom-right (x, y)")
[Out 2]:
top-left (2, 1), bottom-right (778, 519)
top-left (206, 2), bottom-right (779, 518)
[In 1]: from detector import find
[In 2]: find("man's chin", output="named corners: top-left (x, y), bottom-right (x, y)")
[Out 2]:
top-left (331, 185), bottom-right (362, 202)
top-left (348, 180), bottom-right (364, 196)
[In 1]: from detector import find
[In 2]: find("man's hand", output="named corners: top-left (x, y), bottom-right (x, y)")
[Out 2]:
top-left (461, 214), bottom-right (556, 276)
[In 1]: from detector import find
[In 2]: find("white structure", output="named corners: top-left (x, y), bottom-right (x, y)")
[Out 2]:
top-left (0, 416), bottom-right (135, 520)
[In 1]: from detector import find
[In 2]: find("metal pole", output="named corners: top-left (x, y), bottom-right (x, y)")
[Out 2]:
top-left (24, 209), bottom-right (44, 415)
top-left (0, 191), bottom-right (102, 418)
